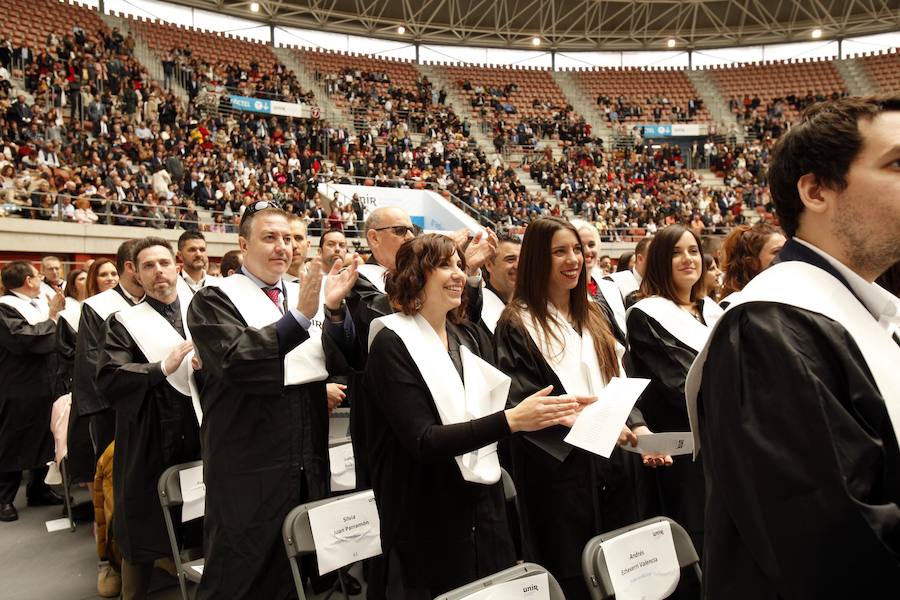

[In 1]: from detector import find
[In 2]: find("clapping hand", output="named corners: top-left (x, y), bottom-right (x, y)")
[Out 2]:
top-left (463, 228), bottom-right (499, 275)
top-left (324, 254), bottom-right (360, 312)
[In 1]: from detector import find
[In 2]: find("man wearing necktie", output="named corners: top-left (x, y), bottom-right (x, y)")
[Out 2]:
top-left (97, 238), bottom-right (200, 599)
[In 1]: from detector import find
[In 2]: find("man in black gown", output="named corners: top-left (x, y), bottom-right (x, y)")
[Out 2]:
top-left (689, 96), bottom-right (900, 598)
top-left (96, 237), bottom-right (200, 599)
top-left (187, 201), bottom-right (359, 599)
top-left (0, 261), bottom-right (66, 522)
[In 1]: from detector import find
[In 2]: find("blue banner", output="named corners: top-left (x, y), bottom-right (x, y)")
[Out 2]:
top-left (638, 124), bottom-right (672, 138)
top-left (229, 95), bottom-right (272, 114)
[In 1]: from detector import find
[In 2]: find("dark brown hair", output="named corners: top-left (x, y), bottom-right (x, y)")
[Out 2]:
top-left (384, 233), bottom-right (468, 322)
top-left (639, 224), bottom-right (707, 304)
top-left (501, 217), bottom-right (619, 383)
top-left (719, 223), bottom-right (785, 297)
top-left (65, 269), bottom-right (86, 300)
top-left (768, 95), bottom-right (900, 237)
top-left (86, 258), bottom-right (117, 297)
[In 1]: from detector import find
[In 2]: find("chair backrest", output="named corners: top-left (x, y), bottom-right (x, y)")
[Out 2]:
top-left (281, 495), bottom-right (348, 560)
top-left (581, 516), bottom-right (700, 600)
top-left (435, 562), bottom-right (566, 600)
top-left (157, 460), bottom-right (203, 508)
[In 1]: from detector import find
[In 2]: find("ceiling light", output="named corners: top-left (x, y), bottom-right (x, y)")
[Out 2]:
top-left (532, 36), bottom-right (541, 46)
top-left (667, 38), bottom-right (676, 48)
top-left (250, 2), bottom-right (260, 12)
top-left (811, 28), bottom-right (823, 39)
top-left (397, 25), bottom-right (406, 35)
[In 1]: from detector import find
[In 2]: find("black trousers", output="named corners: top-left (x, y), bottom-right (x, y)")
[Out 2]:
top-left (0, 466), bottom-right (50, 504)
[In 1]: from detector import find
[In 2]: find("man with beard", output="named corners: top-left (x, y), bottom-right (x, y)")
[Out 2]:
top-left (177, 231), bottom-right (221, 291)
top-left (479, 233), bottom-right (520, 336)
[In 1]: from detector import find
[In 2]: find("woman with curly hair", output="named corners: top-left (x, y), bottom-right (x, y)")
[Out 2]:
top-left (719, 222), bottom-right (786, 306)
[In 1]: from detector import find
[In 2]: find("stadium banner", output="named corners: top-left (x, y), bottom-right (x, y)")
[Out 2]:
top-left (228, 95), bottom-right (311, 119)
top-left (317, 183), bottom-right (483, 234)
top-left (638, 123), bottom-right (708, 138)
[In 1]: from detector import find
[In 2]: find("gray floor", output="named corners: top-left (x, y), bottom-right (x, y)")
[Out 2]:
top-left (0, 480), bottom-right (363, 600)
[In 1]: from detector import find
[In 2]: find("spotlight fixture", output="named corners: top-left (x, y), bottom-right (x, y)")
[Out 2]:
top-left (531, 36), bottom-right (541, 46)
top-left (250, 2), bottom-right (260, 12)
top-left (397, 25), bottom-right (406, 35)
top-left (667, 38), bottom-right (676, 48)
top-left (811, 28), bottom-right (823, 39)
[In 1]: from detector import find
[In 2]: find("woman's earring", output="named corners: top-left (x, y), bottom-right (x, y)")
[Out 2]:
top-left (414, 297), bottom-right (423, 311)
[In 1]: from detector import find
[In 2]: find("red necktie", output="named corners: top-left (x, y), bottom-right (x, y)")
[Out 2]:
top-left (264, 287), bottom-right (283, 314)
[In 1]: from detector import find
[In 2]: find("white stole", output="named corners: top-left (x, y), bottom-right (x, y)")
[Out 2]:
top-left (114, 285), bottom-right (201, 422)
top-left (0, 294), bottom-right (48, 325)
top-left (627, 296), bottom-right (723, 354)
top-left (608, 269), bottom-right (639, 298)
top-left (216, 273), bottom-right (328, 386)
top-left (520, 304), bottom-right (606, 398)
top-left (686, 261), bottom-right (900, 458)
top-left (58, 299), bottom-right (82, 332)
top-left (593, 267), bottom-right (628, 335)
top-left (83, 287), bottom-right (131, 321)
top-left (481, 286), bottom-right (506, 335)
top-left (368, 313), bottom-right (510, 485)
top-left (357, 263), bottom-right (387, 294)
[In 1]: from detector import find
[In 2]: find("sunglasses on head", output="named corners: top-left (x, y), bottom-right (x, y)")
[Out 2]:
top-left (373, 224), bottom-right (419, 237)
top-left (241, 199), bottom-right (282, 222)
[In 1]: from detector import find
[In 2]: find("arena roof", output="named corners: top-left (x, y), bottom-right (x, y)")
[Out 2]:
top-left (166, 0), bottom-right (899, 52)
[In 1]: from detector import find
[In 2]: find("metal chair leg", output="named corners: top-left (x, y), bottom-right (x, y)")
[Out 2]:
top-left (60, 458), bottom-right (75, 532)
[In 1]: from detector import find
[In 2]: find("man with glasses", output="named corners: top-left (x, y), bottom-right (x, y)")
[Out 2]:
top-left (187, 200), bottom-right (360, 599)
top-left (0, 261), bottom-right (66, 522)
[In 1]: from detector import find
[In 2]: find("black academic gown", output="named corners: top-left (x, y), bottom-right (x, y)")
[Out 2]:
top-left (187, 286), bottom-right (331, 600)
top-left (588, 277), bottom-right (627, 346)
top-left (366, 322), bottom-right (515, 599)
top-left (0, 301), bottom-right (56, 473)
top-left (96, 310), bottom-right (200, 564)
top-left (697, 241), bottom-right (900, 599)
top-left (624, 301), bottom-right (710, 568)
top-left (494, 316), bottom-right (644, 600)
top-left (54, 316), bottom-right (76, 397)
top-left (69, 286), bottom-right (134, 482)
top-left (55, 315), bottom-right (95, 484)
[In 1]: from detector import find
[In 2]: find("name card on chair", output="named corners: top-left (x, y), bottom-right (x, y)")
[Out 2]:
top-left (465, 572), bottom-right (550, 600)
top-left (600, 521), bottom-right (680, 600)
top-left (179, 465), bottom-right (205, 523)
top-left (329, 442), bottom-right (356, 491)
top-left (308, 490), bottom-right (382, 575)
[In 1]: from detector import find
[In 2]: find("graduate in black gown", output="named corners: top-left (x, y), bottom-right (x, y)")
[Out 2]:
top-left (494, 217), bottom-right (669, 600)
top-left (0, 261), bottom-right (66, 522)
top-left (624, 225), bottom-right (722, 595)
top-left (187, 201), bottom-right (360, 600)
top-left (687, 97), bottom-right (900, 598)
top-left (575, 221), bottom-right (628, 345)
top-left (478, 233), bottom-right (520, 338)
top-left (718, 222), bottom-right (785, 307)
top-left (366, 233), bottom-right (583, 599)
top-left (54, 268), bottom-right (86, 399)
top-left (70, 245), bottom-right (144, 484)
top-left (96, 238), bottom-right (201, 598)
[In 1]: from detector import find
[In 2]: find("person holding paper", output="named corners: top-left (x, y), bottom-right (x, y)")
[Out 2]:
top-left (366, 233), bottom-right (582, 599)
top-left (624, 224), bottom-right (723, 596)
top-left (96, 238), bottom-right (201, 599)
top-left (688, 97), bottom-right (900, 598)
top-left (494, 217), bottom-right (662, 600)
top-left (187, 201), bottom-right (360, 600)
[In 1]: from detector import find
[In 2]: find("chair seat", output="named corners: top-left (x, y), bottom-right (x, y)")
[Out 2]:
top-left (183, 558), bottom-right (204, 583)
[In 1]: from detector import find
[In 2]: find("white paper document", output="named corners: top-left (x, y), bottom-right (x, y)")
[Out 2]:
top-left (308, 490), bottom-right (382, 575)
top-left (464, 572), bottom-right (551, 600)
top-left (600, 520), bottom-right (680, 600)
top-left (178, 465), bottom-right (206, 523)
top-left (621, 432), bottom-right (694, 456)
top-left (45, 518), bottom-right (71, 533)
top-left (564, 377), bottom-right (650, 458)
top-left (329, 442), bottom-right (357, 492)
top-left (191, 564), bottom-right (204, 575)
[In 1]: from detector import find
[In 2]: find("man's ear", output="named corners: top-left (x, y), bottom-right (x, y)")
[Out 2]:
top-left (797, 173), bottom-right (830, 216)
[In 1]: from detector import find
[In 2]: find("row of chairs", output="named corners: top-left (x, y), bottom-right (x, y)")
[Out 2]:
top-left (157, 459), bottom-right (701, 600)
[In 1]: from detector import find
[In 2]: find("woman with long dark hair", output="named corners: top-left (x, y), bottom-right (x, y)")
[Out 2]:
top-left (494, 217), bottom-right (666, 600)
top-left (55, 268), bottom-right (86, 397)
top-left (625, 224), bottom-right (724, 597)
top-left (365, 233), bottom-right (581, 599)
top-left (719, 222), bottom-right (786, 305)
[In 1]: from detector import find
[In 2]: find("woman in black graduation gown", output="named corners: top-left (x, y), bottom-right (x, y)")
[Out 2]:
top-left (625, 224), bottom-right (723, 597)
top-left (66, 259), bottom-right (119, 484)
top-left (494, 217), bottom-right (666, 600)
top-left (366, 233), bottom-right (582, 599)
top-left (54, 268), bottom-right (86, 398)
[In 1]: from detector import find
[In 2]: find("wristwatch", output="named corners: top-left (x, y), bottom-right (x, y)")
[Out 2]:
top-left (323, 300), bottom-right (346, 322)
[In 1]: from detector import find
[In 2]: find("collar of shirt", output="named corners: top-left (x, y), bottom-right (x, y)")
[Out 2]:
top-left (240, 267), bottom-right (285, 297)
top-left (145, 294), bottom-right (180, 318)
top-left (182, 270), bottom-right (206, 288)
top-left (118, 284), bottom-right (145, 305)
top-left (10, 290), bottom-right (36, 304)
top-left (795, 237), bottom-right (900, 335)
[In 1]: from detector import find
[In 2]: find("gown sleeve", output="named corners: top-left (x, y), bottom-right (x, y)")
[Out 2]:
top-left (0, 304), bottom-right (56, 354)
top-left (366, 328), bottom-right (510, 463)
top-left (96, 317), bottom-right (166, 422)
top-left (700, 303), bottom-right (900, 597)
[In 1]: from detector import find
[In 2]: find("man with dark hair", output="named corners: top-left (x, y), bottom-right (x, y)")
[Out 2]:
top-left (97, 237), bottom-right (200, 599)
top-left (71, 239), bottom-right (145, 484)
top-left (219, 249), bottom-right (243, 277)
top-left (687, 96), bottom-right (900, 598)
top-left (177, 230), bottom-right (220, 291)
top-left (480, 233), bottom-right (520, 335)
top-left (284, 214), bottom-right (310, 282)
top-left (318, 229), bottom-right (348, 273)
top-left (0, 260), bottom-right (66, 521)
top-left (188, 202), bottom-right (360, 599)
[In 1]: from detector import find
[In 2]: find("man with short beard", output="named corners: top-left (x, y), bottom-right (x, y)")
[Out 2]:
top-left (177, 230), bottom-right (220, 291)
